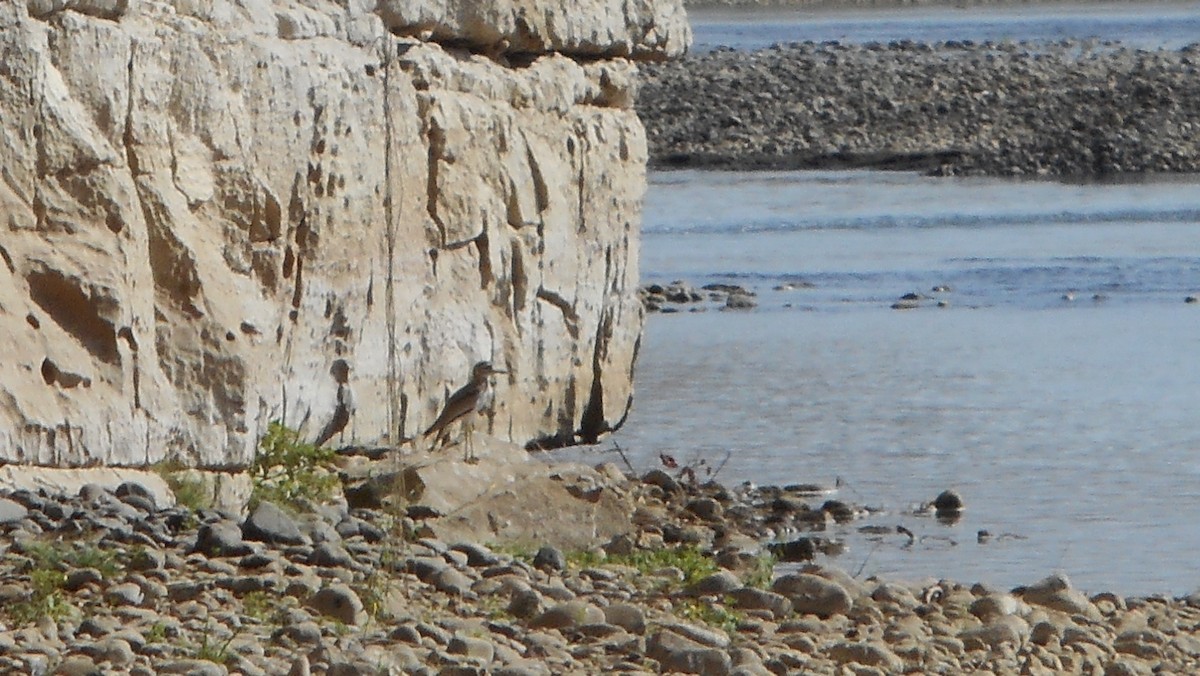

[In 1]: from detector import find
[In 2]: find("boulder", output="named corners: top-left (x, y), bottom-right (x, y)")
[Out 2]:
top-left (0, 0), bottom-right (681, 469)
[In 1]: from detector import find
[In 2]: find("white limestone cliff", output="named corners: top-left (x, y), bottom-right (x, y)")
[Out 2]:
top-left (0, 0), bottom-right (690, 469)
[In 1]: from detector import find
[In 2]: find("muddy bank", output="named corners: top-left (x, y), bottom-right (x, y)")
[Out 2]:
top-left (2, 450), bottom-right (1200, 674)
top-left (637, 39), bottom-right (1200, 176)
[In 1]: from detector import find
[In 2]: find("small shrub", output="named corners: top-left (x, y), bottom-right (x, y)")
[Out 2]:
top-left (8, 568), bottom-right (75, 626)
top-left (153, 459), bottom-right (212, 511)
top-left (615, 545), bottom-right (720, 587)
top-left (251, 422), bottom-right (339, 510)
top-left (676, 598), bottom-right (742, 633)
top-left (563, 545), bottom-right (723, 593)
top-left (190, 623), bottom-right (238, 664)
top-left (240, 591), bottom-right (278, 623)
top-left (355, 570), bottom-right (395, 623)
top-left (145, 622), bottom-right (171, 643)
top-left (743, 552), bottom-right (778, 590)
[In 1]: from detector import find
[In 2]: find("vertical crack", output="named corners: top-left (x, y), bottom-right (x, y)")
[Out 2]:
top-left (382, 38), bottom-right (402, 442)
top-left (578, 308), bottom-right (610, 443)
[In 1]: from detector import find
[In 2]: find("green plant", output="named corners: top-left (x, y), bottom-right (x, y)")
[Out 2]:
top-left (8, 567), bottom-right (75, 626)
top-left (676, 598), bottom-right (743, 633)
top-left (562, 545), bottom-right (724, 593)
top-left (240, 591), bottom-right (278, 623)
top-left (4, 539), bottom-right (129, 626)
top-left (614, 546), bottom-right (720, 588)
top-left (190, 623), bottom-right (238, 664)
top-left (21, 540), bottom-right (121, 578)
top-left (251, 421), bottom-right (339, 510)
top-left (352, 569), bottom-right (396, 619)
top-left (743, 552), bottom-right (778, 590)
top-left (145, 622), bottom-right (171, 643)
top-left (153, 459), bottom-right (212, 511)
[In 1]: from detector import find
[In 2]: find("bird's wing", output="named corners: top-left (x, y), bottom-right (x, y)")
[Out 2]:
top-left (423, 383), bottom-right (478, 436)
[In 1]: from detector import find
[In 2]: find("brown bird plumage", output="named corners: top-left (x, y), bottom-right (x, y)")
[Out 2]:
top-left (424, 361), bottom-right (505, 459)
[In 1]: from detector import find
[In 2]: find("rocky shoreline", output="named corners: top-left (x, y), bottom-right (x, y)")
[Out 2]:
top-left (3, 456), bottom-right (1200, 675)
top-left (637, 39), bottom-right (1200, 177)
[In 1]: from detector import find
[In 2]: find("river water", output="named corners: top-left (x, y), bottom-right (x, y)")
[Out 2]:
top-left (585, 169), bottom-right (1200, 596)
top-left (689, 1), bottom-right (1200, 51)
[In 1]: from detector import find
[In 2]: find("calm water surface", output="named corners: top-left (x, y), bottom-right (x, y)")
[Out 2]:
top-left (690, 2), bottom-right (1200, 50)
top-left (597, 170), bottom-right (1200, 596)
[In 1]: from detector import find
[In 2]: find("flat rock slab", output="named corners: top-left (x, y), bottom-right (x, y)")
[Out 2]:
top-left (398, 441), bottom-right (635, 549)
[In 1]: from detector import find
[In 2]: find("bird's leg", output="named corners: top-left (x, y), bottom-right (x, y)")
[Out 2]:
top-left (464, 419), bottom-right (473, 463)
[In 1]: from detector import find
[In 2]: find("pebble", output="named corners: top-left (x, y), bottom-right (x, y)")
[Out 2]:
top-left (531, 546), bottom-right (566, 572)
top-left (306, 584), bottom-right (366, 626)
top-left (242, 501), bottom-right (307, 545)
top-left (0, 466), bottom-right (1186, 676)
top-left (640, 40), bottom-right (1200, 178)
top-left (772, 573), bottom-right (853, 618)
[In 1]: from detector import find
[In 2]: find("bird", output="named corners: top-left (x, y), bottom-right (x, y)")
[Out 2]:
top-left (423, 361), bottom-right (505, 462)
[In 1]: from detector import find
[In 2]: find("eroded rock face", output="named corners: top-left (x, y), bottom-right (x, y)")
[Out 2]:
top-left (0, 0), bottom-right (688, 467)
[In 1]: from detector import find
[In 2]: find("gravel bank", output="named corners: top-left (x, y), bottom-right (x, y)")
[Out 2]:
top-left (638, 40), bottom-right (1200, 176)
top-left (4, 464), bottom-right (1200, 674)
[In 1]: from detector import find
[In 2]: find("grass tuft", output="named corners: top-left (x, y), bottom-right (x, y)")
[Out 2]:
top-left (251, 421), bottom-right (340, 511)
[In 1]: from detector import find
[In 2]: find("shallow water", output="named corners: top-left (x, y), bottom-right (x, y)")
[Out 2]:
top-left (594, 170), bottom-right (1200, 596)
top-left (689, 2), bottom-right (1200, 51)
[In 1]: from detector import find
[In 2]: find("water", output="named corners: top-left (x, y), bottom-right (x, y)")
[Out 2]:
top-left (690, 2), bottom-right (1200, 51)
top-left (597, 170), bottom-right (1200, 596)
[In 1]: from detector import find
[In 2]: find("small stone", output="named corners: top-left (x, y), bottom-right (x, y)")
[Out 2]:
top-left (389, 625), bottom-right (422, 645)
top-left (105, 582), bottom-right (145, 606)
top-left (432, 567), bottom-right (474, 596)
top-left (723, 293), bottom-right (757, 310)
top-left (243, 501), bottom-right (307, 546)
top-left (1018, 573), bottom-right (1099, 618)
top-left (531, 546), bottom-right (566, 572)
top-left (959, 615), bottom-right (1030, 650)
top-left (118, 494), bottom-right (157, 513)
top-left (641, 469), bottom-right (681, 494)
top-left (728, 588), bottom-right (792, 619)
top-left (603, 534), bottom-right (635, 556)
top-left (78, 484), bottom-right (108, 502)
top-left (530, 601), bottom-right (604, 630)
top-left (405, 556), bottom-right (448, 581)
top-left (308, 542), bottom-right (354, 568)
top-left (507, 589), bottom-right (543, 620)
top-left (307, 584), bottom-right (366, 626)
top-left (602, 603), bottom-right (646, 634)
top-left (0, 498), bottom-right (29, 524)
top-left (129, 548), bottom-right (166, 571)
top-left (932, 489), bottom-right (964, 515)
top-left (452, 542), bottom-right (501, 567)
top-left (661, 621), bottom-right (730, 649)
top-left (157, 659), bottom-right (228, 676)
top-left (100, 637), bottom-right (137, 667)
top-left (287, 655), bottom-right (311, 676)
top-left (64, 568), bottom-right (104, 592)
top-left (195, 521), bottom-right (253, 557)
top-left (54, 655), bottom-right (102, 676)
top-left (687, 570), bottom-right (741, 596)
top-left (1105, 660), bottom-right (1153, 676)
top-left (1031, 621), bottom-right (1060, 646)
top-left (824, 640), bottom-right (903, 671)
top-left (646, 630), bottom-right (732, 675)
top-left (767, 538), bottom-right (816, 562)
top-left (969, 593), bottom-right (1022, 620)
top-left (772, 573), bottom-right (853, 618)
top-left (448, 636), bottom-right (495, 662)
top-left (685, 497), bottom-right (724, 521)
top-left (279, 622), bottom-right (323, 646)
